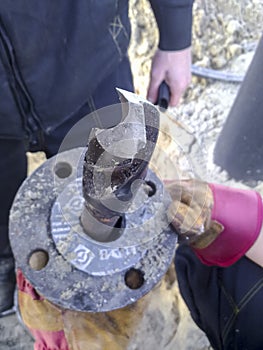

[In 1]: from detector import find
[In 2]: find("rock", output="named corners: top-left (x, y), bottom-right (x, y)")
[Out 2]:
top-left (193, 9), bottom-right (207, 37)
top-left (195, 56), bottom-right (211, 68)
top-left (183, 103), bottom-right (195, 117)
top-left (211, 55), bottom-right (227, 69)
top-left (136, 40), bottom-right (150, 56)
top-left (227, 43), bottom-right (243, 59)
top-left (226, 19), bottom-right (242, 36)
top-left (210, 44), bottom-right (223, 57)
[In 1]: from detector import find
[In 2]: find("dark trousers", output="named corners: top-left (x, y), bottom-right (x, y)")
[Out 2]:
top-left (0, 57), bottom-right (133, 258)
top-left (175, 244), bottom-right (263, 350)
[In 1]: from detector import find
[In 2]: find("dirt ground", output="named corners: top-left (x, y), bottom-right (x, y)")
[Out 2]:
top-left (0, 0), bottom-right (262, 349)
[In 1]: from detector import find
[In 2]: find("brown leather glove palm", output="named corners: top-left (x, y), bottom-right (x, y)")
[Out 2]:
top-left (165, 179), bottom-right (223, 249)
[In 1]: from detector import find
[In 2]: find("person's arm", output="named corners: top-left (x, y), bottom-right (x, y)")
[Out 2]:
top-left (246, 226), bottom-right (263, 267)
top-left (147, 0), bottom-right (194, 106)
top-left (165, 179), bottom-right (263, 267)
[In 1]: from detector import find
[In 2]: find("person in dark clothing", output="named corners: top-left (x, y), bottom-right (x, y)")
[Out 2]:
top-left (0, 0), bottom-right (194, 314)
top-left (167, 36), bottom-right (263, 350)
top-left (165, 179), bottom-right (263, 349)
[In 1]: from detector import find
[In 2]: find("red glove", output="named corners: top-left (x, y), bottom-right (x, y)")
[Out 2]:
top-left (194, 183), bottom-right (263, 267)
top-left (166, 180), bottom-right (263, 267)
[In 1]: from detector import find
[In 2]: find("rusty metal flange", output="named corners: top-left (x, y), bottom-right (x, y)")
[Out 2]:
top-left (9, 148), bottom-right (177, 312)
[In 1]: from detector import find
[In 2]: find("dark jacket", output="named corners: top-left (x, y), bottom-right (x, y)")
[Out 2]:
top-left (176, 244), bottom-right (263, 350)
top-left (0, 0), bottom-right (193, 140)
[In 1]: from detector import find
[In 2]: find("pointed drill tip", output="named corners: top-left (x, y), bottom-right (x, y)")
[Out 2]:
top-left (116, 88), bottom-right (155, 106)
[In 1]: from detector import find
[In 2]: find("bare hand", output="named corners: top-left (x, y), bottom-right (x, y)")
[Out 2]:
top-left (147, 47), bottom-right (192, 107)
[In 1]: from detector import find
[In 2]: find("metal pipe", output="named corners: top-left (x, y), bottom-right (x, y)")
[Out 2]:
top-left (213, 35), bottom-right (263, 183)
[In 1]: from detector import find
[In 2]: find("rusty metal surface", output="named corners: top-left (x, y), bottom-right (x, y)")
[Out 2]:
top-left (9, 148), bottom-right (177, 312)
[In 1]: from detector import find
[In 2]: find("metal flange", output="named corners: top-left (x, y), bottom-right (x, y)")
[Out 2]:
top-left (9, 147), bottom-right (177, 312)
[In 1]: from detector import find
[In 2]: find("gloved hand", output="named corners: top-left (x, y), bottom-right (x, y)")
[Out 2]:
top-left (165, 179), bottom-right (263, 267)
top-left (165, 179), bottom-right (223, 247)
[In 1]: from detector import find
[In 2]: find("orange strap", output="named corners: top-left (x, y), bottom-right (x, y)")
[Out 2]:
top-left (17, 269), bottom-right (69, 350)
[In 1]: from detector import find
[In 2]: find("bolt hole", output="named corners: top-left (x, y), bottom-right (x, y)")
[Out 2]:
top-left (29, 250), bottom-right (49, 271)
top-left (125, 268), bottom-right (144, 290)
top-left (145, 181), bottom-right (156, 197)
top-left (54, 162), bottom-right (72, 178)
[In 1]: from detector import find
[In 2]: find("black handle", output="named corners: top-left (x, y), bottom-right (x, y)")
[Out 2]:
top-left (157, 81), bottom-right (170, 110)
